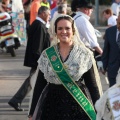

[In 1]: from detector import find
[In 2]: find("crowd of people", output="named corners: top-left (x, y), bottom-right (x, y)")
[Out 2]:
top-left (0, 0), bottom-right (119, 119)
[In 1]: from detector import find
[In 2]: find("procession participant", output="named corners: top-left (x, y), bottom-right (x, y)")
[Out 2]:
top-left (29, 15), bottom-right (103, 120)
top-left (71, 0), bottom-right (103, 56)
top-left (95, 69), bottom-right (120, 120)
top-left (8, 6), bottom-right (50, 112)
top-left (30, 0), bottom-right (41, 25)
top-left (100, 15), bottom-right (120, 87)
top-left (41, 0), bottom-right (50, 8)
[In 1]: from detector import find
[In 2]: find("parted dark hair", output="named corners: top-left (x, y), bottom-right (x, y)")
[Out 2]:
top-left (55, 16), bottom-right (75, 35)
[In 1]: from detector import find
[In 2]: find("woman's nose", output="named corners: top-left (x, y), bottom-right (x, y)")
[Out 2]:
top-left (61, 29), bottom-right (66, 33)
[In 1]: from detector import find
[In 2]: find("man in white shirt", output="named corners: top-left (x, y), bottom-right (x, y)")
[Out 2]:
top-left (111, 0), bottom-right (120, 16)
top-left (71, 0), bottom-right (103, 55)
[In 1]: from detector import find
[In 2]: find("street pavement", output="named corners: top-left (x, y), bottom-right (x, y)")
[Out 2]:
top-left (0, 46), bottom-right (30, 120)
top-left (0, 26), bottom-right (109, 120)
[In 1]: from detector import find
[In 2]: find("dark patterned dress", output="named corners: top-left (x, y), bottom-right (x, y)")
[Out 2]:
top-left (31, 44), bottom-right (101, 120)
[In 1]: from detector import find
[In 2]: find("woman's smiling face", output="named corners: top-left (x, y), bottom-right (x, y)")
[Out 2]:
top-left (56, 19), bottom-right (73, 43)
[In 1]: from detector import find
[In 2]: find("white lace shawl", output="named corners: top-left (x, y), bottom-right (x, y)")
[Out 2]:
top-left (95, 69), bottom-right (120, 120)
top-left (95, 84), bottom-right (120, 120)
top-left (38, 43), bottom-right (92, 84)
top-left (49, 14), bottom-right (103, 95)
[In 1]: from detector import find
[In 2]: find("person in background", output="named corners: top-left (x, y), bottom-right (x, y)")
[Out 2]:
top-left (41, 0), bottom-right (50, 8)
top-left (71, 0), bottom-right (103, 56)
top-left (111, 0), bottom-right (120, 16)
top-left (99, 14), bottom-right (120, 87)
top-left (0, 0), bottom-right (11, 12)
top-left (8, 6), bottom-right (50, 112)
top-left (48, 4), bottom-right (67, 41)
top-left (95, 69), bottom-right (120, 120)
top-left (70, 0), bottom-right (78, 17)
top-left (47, 0), bottom-right (51, 5)
top-left (29, 15), bottom-right (103, 120)
top-left (26, 6), bottom-right (50, 119)
top-left (30, 0), bottom-right (41, 25)
top-left (51, 0), bottom-right (67, 19)
top-left (50, 0), bottom-right (57, 10)
top-left (53, 2), bottom-right (67, 18)
top-left (22, 0), bottom-right (31, 35)
top-left (103, 8), bottom-right (117, 27)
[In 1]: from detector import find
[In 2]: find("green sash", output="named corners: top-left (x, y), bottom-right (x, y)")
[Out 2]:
top-left (45, 46), bottom-right (96, 120)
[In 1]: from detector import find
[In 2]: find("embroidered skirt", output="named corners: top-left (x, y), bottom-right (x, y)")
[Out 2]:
top-left (33, 82), bottom-right (93, 120)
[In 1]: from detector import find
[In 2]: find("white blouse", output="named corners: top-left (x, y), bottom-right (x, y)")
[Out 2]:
top-left (74, 11), bottom-right (99, 48)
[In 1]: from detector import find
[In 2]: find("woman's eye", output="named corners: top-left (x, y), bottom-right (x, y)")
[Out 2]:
top-left (57, 27), bottom-right (62, 30)
top-left (57, 27), bottom-right (71, 30)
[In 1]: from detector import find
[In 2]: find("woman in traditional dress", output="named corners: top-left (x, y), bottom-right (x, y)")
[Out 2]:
top-left (29, 15), bottom-right (103, 120)
top-left (95, 69), bottom-right (120, 120)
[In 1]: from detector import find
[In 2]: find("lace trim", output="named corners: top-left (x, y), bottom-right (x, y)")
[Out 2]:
top-left (38, 44), bottom-right (92, 84)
